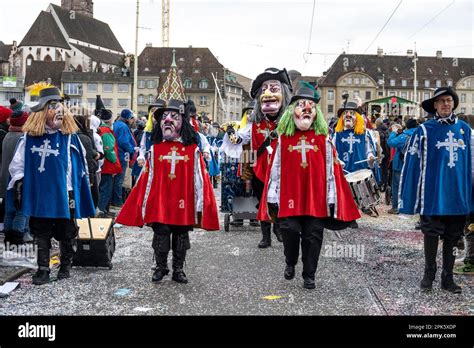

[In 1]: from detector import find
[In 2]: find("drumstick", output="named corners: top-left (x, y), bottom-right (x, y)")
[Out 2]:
top-left (353, 157), bottom-right (378, 165)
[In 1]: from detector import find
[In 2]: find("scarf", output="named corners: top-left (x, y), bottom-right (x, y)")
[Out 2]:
top-left (434, 112), bottom-right (457, 125)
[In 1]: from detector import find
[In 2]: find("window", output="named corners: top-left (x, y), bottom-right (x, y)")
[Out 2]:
top-left (347, 77), bottom-right (353, 85)
top-left (423, 92), bottom-right (430, 100)
top-left (389, 91), bottom-right (396, 96)
top-left (118, 99), bottom-right (129, 107)
top-left (327, 90), bottom-right (334, 100)
top-left (87, 83), bottom-right (98, 92)
top-left (472, 108), bottom-right (474, 115)
top-left (401, 92), bottom-right (407, 99)
top-left (118, 84), bottom-right (129, 93)
top-left (198, 79), bottom-right (208, 89)
top-left (414, 79), bottom-right (418, 87)
top-left (236, 112), bottom-right (239, 119)
top-left (148, 95), bottom-right (154, 104)
top-left (390, 79), bottom-right (395, 87)
top-left (138, 94), bottom-right (145, 105)
top-left (424, 80), bottom-right (430, 88)
top-left (67, 98), bottom-right (81, 107)
top-left (354, 78), bottom-right (360, 85)
top-left (460, 107), bottom-right (466, 114)
top-left (230, 112), bottom-right (234, 120)
top-left (328, 105), bottom-right (334, 113)
top-left (401, 79), bottom-right (407, 87)
top-left (236, 98), bottom-right (241, 107)
top-left (199, 96), bottom-right (207, 106)
top-left (460, 94), bottom-right (466, 103)
top-left (103, 84), bottom-right (113, 93)
top-left (183, 78), bottom-right (192, 89)
top-left (64, 83), bottom-right (82, 95)
top-left (447, 79), bottom-right (453, 87)
top-left (146, 80), bottom-right (155, 89)
top-left (230, 97), bottom-right (235, 106)
top-left (103, 98), bottom-right (113, 107)
top-left (436, 80), bottom-right (442, 88)
top-left (138, 80), bottom-right (145, 89)
top-left (353, 90), bottom-right (360, 98)
top-left (378, 91), bottom-right (383, 96)
top-left (365, 91), bottom-right (371, 100)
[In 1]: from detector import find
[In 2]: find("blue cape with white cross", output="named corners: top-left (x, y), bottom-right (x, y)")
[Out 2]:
top-left (334, 129), bottom-right (381, 182)
top-left (18, 132), bottom-right (95, 219)
top-left (398, 119), bottom-right (472, 216)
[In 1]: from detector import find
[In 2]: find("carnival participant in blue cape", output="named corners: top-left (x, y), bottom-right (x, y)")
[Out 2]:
top-left (7, 86), bottom-right (95, 285)
top-left (332, 100), bottom-right (380, 182)
top-left (399, 86), bottom-right (473, 294)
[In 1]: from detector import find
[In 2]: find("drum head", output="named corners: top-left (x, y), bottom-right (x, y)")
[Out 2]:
top-left (345, 169), bottom-right (373, 182)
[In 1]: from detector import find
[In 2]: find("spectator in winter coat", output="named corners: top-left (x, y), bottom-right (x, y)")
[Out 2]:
top-left (1, 110), bottom-right (32, 244)
top-left (110, 109), bottom-right (136, 208)
top-left (387, 118), bottom-right (418, 214)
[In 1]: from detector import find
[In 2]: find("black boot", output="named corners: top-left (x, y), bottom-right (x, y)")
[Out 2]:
top-left (420, 235), bottom-right (438, 290)
top-left (172, 250), bottom-right (188, 284)
top-left (284, 265), bottom-right (295, 280)
top-left (57, 239), bottom-right (74, 280)
top-left (152, 252), bottom-right (169, 283)
top-left (441, 239), bottom-right (462, 294)
top-left (33, 237), bottom-right (50, 285)
top-left (171, 232), bottom-right (189, 284)
top-left (152, 231), bottom-right (171, 283)
top-left (4, 230), bottom-right (25, 247)
top-left (273, 223), bottom-right (283, 243)
top-left (258, 222), bottom-right (272, 248)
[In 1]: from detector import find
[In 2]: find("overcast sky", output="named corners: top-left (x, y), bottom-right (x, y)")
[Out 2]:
top-left (2, 0), bottom-right (473, 79)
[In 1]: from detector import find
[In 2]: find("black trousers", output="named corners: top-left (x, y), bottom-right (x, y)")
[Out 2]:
top-left (151, 223), bottom-right (191, 270)
top-left (420, 215), bottom-right (466, 242)
top-left (279, 216), bottom-right (324, 280)
top-left (29, 217), bottom-right (78, 241)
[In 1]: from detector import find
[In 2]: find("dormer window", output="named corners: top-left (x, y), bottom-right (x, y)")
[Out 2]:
top-left (393, 67), bottom-right (399, 73)
top-left (377, 67), bottom-right (381, 73)
top-left (179, 57), bottom-right (185, 62)
top-left (195, 57), bottom-right (201, 63)
top-left (427, 68), bottom-right (432, 74)
top-left (160, 68), bottom-right (166, 73)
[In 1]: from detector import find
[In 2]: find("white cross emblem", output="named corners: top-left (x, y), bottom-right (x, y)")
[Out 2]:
top-left (288, 135), bottom-right (318, 168)
top-left (435, 131), bottom-right (466, 168)
top-left (159, 146), bottom-right (189, 179)
top-left (30, 139), bottom-right (60, 173)
top-left (408, 134), bottom-right (420, 157)
top-left (341, 132), bottom-right (361, 154)
top-left (257, 127), bottom-right (270, 138)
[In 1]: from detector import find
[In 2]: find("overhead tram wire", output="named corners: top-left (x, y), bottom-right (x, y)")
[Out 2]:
top-left (303, 0), bottom-right (317, 69)
top-left (362, 0), bottom-right (403, 54)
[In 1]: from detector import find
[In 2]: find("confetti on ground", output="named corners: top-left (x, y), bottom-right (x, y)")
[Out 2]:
top-left (263, 295), bottom-right (283, 300)
top-left (114, 288), bottom-right (131, 296)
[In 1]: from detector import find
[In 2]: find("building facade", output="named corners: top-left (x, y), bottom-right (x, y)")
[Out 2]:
top-left (319, 49), bottom-right (474, 119)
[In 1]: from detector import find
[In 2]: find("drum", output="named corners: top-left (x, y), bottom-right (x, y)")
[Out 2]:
top-left (345, 169), bottom-right (380, 210)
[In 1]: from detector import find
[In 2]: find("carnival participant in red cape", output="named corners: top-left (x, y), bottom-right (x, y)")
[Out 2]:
top-left (222, 68), bottom-right (292, 248)
top-left (116, 99), bottom-right (219, 284)
top-left (258, 84), bottom-right (360, 289)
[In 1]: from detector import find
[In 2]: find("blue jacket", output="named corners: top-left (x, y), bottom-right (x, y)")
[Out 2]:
top-left (113, 119), bottom-right (136, 162)
top-left (387, 128), bottom-right (416, 172)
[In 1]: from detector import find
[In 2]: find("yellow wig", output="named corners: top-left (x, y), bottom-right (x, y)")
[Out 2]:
top-left (23, 106), bottom-right (79, 136)
top-left (335, 112), bottom-right (365, 135)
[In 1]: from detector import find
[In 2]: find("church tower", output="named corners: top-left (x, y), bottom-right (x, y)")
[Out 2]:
top-left (61, 0), bottom-right (93, 18)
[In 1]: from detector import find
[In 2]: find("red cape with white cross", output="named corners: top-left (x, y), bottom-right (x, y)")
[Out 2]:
top-left (116, 142), bottom-right (219, 230)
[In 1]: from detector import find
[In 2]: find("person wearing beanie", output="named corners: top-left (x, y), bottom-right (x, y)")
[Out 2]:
top-left (387, 118), bottom-right (418, 214)
top-left (0, 111), bottom-right (32, 244)
top-left (399, 86), bottom-right (472, 294)
top-left (9, 99), bottom-right (24, 113)
top-left (97, 110), bottom-right (122, 218)
top-left (110, 109), bottom-right (137, 208)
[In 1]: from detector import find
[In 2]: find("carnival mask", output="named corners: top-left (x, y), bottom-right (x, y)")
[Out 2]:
top-left (293, 99), bottom-right (316, 131)
top-left (260, 80), bottom-right (282, 115)
top-left (160, 111), bottom-right (182, 141)
top-left (343, 110), bottom-right (356, 129)
top-left (46, 101), bottom-right (64, 130)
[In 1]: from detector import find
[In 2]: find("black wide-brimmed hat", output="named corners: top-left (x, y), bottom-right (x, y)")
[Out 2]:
top-left (154, 99), bottom-right (187, 121)
top-left (148, 98), bottom-right (165, 112)
top-left (290, 86), bottom-right (320, 104)
top-left (241, 100), bottom-right (256, 115)
top-left (337, 101), bottom-right (360, 117)
top-left (250, 67), bottom-right (292, 99)
top-left (421, 86), bottom-right (459, 114)
top-left (31, 87), bottom-right (63, 112)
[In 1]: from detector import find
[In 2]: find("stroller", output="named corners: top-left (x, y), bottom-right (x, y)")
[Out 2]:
top-left (220, 147), bottom-right (259, 232)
